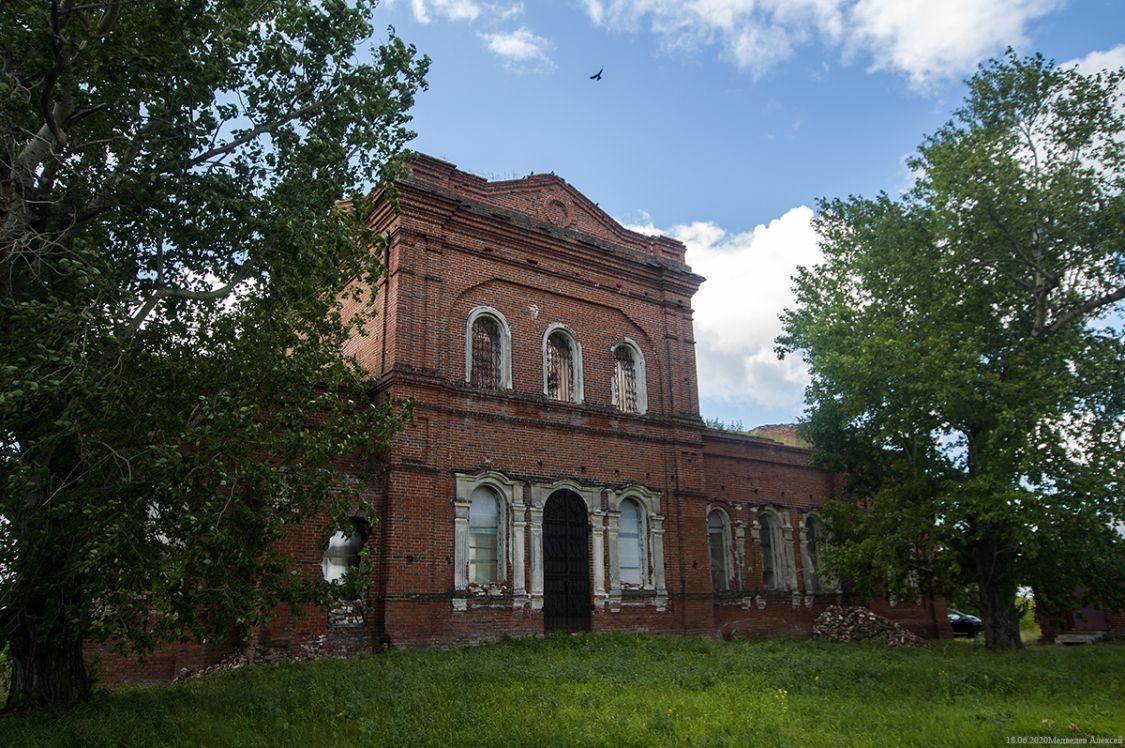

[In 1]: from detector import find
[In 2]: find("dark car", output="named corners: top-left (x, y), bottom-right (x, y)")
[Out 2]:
top-left (948, 610), bottom-right (984, 638)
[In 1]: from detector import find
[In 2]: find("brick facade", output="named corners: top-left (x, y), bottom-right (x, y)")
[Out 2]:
top-left (96, 155), bottom-right (949, 684)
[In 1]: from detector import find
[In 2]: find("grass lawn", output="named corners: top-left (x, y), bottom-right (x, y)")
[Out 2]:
top-left (1, 634), bottom-right (1122, 747)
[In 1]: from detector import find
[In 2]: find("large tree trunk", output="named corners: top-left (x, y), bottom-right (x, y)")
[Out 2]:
top-left (974, 536), bottom-right (1023, 650)
top-left (5, 618), bottom-right (90, 711)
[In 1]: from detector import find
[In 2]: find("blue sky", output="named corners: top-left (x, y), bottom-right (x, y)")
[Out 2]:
top-left (375, 0), bottom-right (1124, 430)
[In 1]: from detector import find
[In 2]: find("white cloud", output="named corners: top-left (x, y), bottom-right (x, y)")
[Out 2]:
top-left (627, 206), bottom-right (822, 410)
top-left (397, 0), bottom-right (550, 73)
top-left (848, 0), bottom-right (1061, 87)
top-left (409, 0), bottom-right (430, 24)
top-left (479, 27), bottom-right (555, 71)
top-left (1066, 44), bottom-right (1125, 78)
top-left (495, 2), bottom-right (524, 22)
top-left (404, 0), bottom-right (528, 24)
top-left (408, 0), bottom-right (482, 23)
top-left (581, 0), bottom-right (1062, 85)
top-left (583, 0), bottom-right (605, 26)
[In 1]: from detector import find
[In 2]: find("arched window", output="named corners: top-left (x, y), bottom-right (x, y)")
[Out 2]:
top-left (707, 509), bottom-right (731, 592)
top-left (618, 499), bottom-right (643, 586)
top-left (469, 486), bottom-right (501, 584)
top-left (465, 307), bottom-right (511, 389)
top-left (544, 326), bottom-right (582, 402)
top-left (471, 315), bottom-right (501, 388)
top-left (453, 472), bottom-right (517, 593)
top-left (321, 518), bottom-right (368, 583)
top-left (759, 510), bottom-right (795, 591)
top-left (612, 341), bottom-right (647, 414)
top-left (805, 516), bottom-right (823, 593)
top-left (760, 514), bottom-right (776, 589)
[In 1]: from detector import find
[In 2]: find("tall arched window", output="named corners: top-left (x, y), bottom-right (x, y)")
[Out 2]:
top-left (618, 499), bottom-right (643, 586)
top-left (469, 486), bottom-right (501, 584)
top-left (470, 315), bottom-right (501, 388)
top-left (544, 327), bottom-right (582, 402)
top-left (465, 307), bottom-right (511, 389)
top-left (760, 514), bottom-right (776, 590)
top-left (707, 509), bottom-right (730, 592)
top-left (805, 516), bottom-right (821, 593)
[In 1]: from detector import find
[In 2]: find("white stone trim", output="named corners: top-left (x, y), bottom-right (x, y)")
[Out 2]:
top-left (606, 485), bottom-right (664, 596)
top-left (452, 471), bottom-right (522, 595)
top-left (610, 337), bottom-right (648, 415)
top-left (706, 505), bottom-right (735, 593)
top-left (799, 511), bottom-right (838, 593)
top-left (591, 508), bottom-right (607, 604)
top-left (465, 306), bottom-right (513, 389)
top-left (541, 323), bottom-right (584, 403)
top-left (758, 506), bottom-right (797, 592)
top-left (528, 479), bottom-right (599, 609)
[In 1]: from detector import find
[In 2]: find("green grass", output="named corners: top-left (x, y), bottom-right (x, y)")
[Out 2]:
top-left (1, 634), bottom-right (1122, 747)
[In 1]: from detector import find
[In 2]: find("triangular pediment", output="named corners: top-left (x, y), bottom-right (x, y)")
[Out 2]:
top-left (405, 155), bottom-right (686, 263)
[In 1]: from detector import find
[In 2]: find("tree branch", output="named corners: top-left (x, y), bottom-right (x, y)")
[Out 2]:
top-left (1037, 284), bottom-right (1125, 338)
top-left (183, 97), bottom-right (330, 170)
top-left (124, 260), bottom-right (256, 337)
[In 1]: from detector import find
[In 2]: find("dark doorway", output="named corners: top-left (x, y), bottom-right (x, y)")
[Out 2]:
top-left (543, 489), bottom-right (591, 633)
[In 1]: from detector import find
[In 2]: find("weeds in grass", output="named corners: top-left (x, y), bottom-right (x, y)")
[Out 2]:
top-left (0, 634), bottom-right (1121, 747)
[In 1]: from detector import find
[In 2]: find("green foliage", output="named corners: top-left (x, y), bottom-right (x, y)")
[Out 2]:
top-left (333, 547), bottom-right (374, 603)
top-left (778, 51), bottom-right (1125, 648)
top-left (703, 417), bottom-right (747, 433)
top-left (0, 645), bottom-right (9, 709)
top-left (0, 635), bottom-right (1122, 746)
top-left (0, 0), bottom-right (427, 706)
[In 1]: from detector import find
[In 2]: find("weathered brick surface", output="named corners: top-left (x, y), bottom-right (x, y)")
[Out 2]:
top-left (97, 155), bottom-right (948, 684)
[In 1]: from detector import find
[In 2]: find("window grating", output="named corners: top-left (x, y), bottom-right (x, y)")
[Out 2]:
top-left (471, 316), bottom-right (501, 388)
top-left (547, 332), bottom-right (574, 401)
top-left (614, 346), bottom-right (639, 413)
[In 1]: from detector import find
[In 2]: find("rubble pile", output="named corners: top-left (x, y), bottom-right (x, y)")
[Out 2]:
top-left (174, 652), bottom-right (252, 682)
top-left (173, 635), bottom-right (363, 682)
top-left (813, 605), bottom-right (926, 647)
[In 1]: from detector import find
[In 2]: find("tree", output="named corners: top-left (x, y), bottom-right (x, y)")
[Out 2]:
top-left (1, 0), bottom-right (428, 707)
top-left (778, 51), bottom-right (1125, 650)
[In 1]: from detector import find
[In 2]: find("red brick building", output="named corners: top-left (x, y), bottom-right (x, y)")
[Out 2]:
top-left (95, 155), bottom-right (948, 683)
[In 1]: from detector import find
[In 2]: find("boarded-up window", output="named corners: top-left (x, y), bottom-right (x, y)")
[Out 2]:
top-left (613, 346), bottom-right (639, 413)
top-left (708, 510), bottom-right (729, 592)
top-left (760, 515), bottom-right (776, 589)
top-left (546, 331), bottom-right (575, 401)
top-left (469, 487), bottom-right (500, 584)
top-left (619, 499), bottom-right (643, 586)
top-left (471, 316), bottom-right (501, 388)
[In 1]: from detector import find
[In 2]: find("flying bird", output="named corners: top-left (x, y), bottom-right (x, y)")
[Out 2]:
top-left (590, 68), bottom-right (603, 81)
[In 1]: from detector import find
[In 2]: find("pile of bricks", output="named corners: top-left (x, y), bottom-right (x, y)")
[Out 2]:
top-left (813, 605), bottom-right (926, 647)
top-left (172, 634), bottom-right (362, 682)
top-left (173, 652), bottom-right (252, 682)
